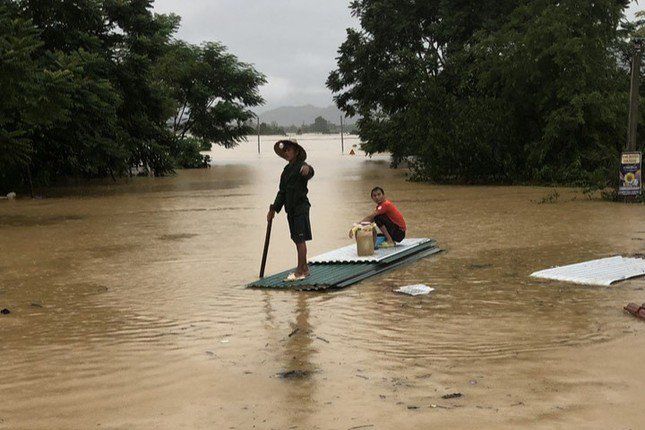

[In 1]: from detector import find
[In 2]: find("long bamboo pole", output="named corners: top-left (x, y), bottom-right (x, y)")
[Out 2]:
top-left (259, 205), bottom-right (273, 278)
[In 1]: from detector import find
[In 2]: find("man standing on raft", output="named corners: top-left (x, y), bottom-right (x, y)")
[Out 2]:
top-left (267, 139), bottom-right (315, 281)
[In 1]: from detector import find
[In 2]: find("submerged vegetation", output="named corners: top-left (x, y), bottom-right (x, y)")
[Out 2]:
top-left (0, 0), bottom-right (265, 193)
top-left (329, 0), bottom-right (644, 188)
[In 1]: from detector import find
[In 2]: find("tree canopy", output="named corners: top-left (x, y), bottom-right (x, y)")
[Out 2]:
top-left (0, 0), bottom-right (265, 193)
top-left (328, 0), bottom-right (643, 186)
top-left (156, 41), bottom-right (265, 156)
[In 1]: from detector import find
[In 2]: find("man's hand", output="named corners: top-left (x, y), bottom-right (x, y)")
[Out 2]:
top-left (267, 208), bottom-right (275, 222)
top-left (300, 164), bottom-right (311, 177)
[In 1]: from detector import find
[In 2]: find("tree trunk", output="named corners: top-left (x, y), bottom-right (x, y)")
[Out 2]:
top-left (25, 164), bottom-right (34, 198)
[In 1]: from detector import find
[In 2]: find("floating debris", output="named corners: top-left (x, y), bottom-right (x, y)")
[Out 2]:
top-left (441, 392), bottom-right (463, 399)
top-left (530, 256), bottom-right (645, 286)
top-left (468, 263), bottom-right (493, 269)
top-left (1, 308), bottom-right (10, 315)
top-left (624, 303), bottom-right (645, 320)
top-left (277, 370), bottom-right (312, 379)
top-left (347, 425), bottom-right (373, 430)
top-left (288, 328), bottom-right (299, 337)
top-left (394, 284), bottom-right (435, 296)
top-left (158, 233), bottom-right (198, 241)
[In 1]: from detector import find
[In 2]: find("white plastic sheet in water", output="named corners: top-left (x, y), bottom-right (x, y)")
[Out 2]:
top-left (394, 284), bottom-right (435, 296)
top-left (530, 256), bottom-right (645, 286)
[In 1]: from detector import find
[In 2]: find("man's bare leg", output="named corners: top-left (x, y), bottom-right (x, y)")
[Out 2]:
top-left (296, 242), bottom-right (309, 276)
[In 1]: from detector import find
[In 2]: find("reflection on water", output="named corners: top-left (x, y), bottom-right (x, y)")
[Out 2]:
top-left (0, 134), bottom-right (644, 428)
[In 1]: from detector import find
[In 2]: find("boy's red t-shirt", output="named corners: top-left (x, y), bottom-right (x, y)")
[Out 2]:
top-left (375, 200), bottom-right (406, 230)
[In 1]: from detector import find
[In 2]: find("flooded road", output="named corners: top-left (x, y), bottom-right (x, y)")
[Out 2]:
top-left (1, 134), bottom-right (644, 429)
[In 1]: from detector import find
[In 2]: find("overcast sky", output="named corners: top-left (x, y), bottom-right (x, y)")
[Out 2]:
top-left (154, 1), bottom-right (642, 112)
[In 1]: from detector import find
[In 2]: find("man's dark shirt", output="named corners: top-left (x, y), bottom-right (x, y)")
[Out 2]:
top-left (272, 159), bottom-right (314, 216)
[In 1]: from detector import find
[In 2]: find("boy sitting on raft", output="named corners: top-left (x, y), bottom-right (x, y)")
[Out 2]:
top-left (267, 139), bottom-right (315, 281)
top-left (351, 187), bottom-right (406, 247)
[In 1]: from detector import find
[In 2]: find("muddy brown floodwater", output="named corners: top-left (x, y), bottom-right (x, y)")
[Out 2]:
top-left (1, 135), bottom-right (644, 429)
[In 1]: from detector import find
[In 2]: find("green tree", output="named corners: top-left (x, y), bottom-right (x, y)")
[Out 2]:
top-left (1, 0), bottom-right (267, 191)
top-left (12, 0), bottom-right (169, 182)
top-left (0, 2), bottom-right (73, 191)
top-left (0, 3), bottom-right (40, 174)
top-left (103, 0), bottom-right (180, 175)
top-left (311, 116), bottom-right (331, 133)
top-left (633, 11), bottom-right (645, 38)
top-left (329, 0), bottom-right (637, 185)
top-left (256, 121), bottom-right (286, 135)
top-left (328, 0), bottom-right (519, 166)
top-left (467, 0), bottom-right (631, 184)
top-left (31, 50), bottom-right (125, 181)
top-left (156, 41), bottom-right (265, 167)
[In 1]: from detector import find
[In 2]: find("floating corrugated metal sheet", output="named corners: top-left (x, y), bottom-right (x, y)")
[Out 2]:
top-left (530, 256), bottom-right (645, 286)
top-left (309, 238), bottom-right (432, 264)
top-left (248, 240), bottom-right (441, 290)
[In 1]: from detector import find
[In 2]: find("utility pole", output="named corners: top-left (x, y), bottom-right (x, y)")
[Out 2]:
top-left (627, 38), bottom-right (643, 151)
top-left (619, 38), bottom-right (643, 200)
top-left (340, 115), bottom-right (345, 154)
top-left (257, 116), bottom-right (261, 154)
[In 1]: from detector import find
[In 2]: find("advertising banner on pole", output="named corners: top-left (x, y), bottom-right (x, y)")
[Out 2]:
top-left (619, 152), bottom-right (642, 196)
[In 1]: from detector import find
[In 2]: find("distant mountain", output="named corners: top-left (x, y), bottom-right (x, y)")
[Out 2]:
top-left (256, 104), bottom-right (356, 127)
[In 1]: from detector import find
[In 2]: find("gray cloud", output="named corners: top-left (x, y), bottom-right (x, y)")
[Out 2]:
top-left (154, 1), bottom-right (642, 111)
top-left (154, 0), bottom-right (358, 111)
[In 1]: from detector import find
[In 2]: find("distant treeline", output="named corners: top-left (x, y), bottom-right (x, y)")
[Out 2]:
top-left (252, 116), bottom-right (359, 135)
top-left (0, 0), bottom-right (265, 193)
top-left (329, 1), bottom-right (645, 188)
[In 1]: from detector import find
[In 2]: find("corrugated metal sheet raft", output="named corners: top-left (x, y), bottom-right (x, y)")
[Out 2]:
top-left (530, 256), bottom-right (645, 286)
top-left (248, 238), bottom-right (441, 290)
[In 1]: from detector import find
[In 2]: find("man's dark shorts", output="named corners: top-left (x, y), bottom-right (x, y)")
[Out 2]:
top-left (374, 214), bottom-right (406, 242)
top-left (288, 209), bottom-right (312, 243)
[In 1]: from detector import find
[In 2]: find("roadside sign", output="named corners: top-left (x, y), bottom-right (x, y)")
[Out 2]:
top-left (619, 152), bottom-right (642, 196)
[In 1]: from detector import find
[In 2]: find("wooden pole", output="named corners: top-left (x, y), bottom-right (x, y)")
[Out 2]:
top-left (257, 116), bottom-right (261, 154)
top-left (259, 205), bottom-right (273, 278)
top-left (340, 115), bottom-right (345, 154)
top-left (627, 43), bottom-right (642, 151)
